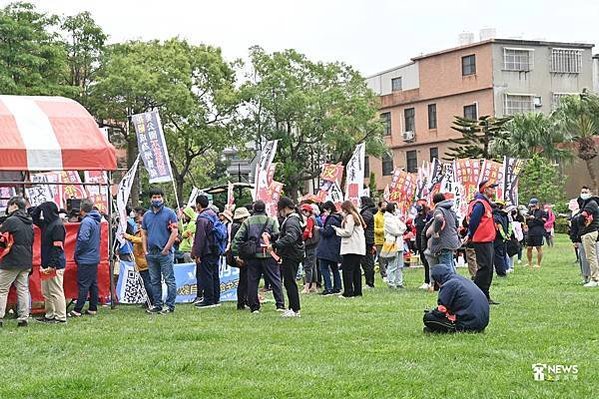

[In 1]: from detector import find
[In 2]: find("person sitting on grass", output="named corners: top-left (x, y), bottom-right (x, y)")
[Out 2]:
top-left (423, 264), bottom-right (489, 334)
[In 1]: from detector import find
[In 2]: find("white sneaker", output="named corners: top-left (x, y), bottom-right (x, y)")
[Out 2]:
top-left (281, 309), bottom-right (299, 318)
top-left (276, 308), bottom-right (286, 312)
top-left (418, 283), bottom-right (430, 290)
top-left (583, 280), bottom-right (599, 288)
top-left (251, 310), bottom-right (260, 314)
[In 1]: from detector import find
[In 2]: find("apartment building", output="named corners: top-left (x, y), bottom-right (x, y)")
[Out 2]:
top-left (366, 38), bottom-right (595, 192)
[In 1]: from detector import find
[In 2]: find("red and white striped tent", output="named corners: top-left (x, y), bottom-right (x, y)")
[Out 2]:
top-left (0, 95), bottom-right (116, 171)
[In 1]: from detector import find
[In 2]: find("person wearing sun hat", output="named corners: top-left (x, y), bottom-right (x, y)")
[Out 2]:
top-left (466, 180), bottom-right (499, 305)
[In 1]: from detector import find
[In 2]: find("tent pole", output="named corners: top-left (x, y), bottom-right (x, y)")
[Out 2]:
top-left (107, 171), bottom-right (117, 309)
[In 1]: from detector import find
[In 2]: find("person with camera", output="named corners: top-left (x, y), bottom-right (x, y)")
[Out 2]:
top-left (231, 200), bottom-right (284, 313)
top-left (31, 201), bottom-right (67, 324)
top-left (0, 196), bottom-right (33, 328)
top-left (525, 198), bottom-right (547, 270)
top-left (70, 199), bottom-right (102, 317)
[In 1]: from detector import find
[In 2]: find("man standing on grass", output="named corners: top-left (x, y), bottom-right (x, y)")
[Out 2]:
top-left (578, 186), bottom-right (599, 288)
top-left (70, 199), bottom-right (102, 318)
top-left (0, 196), bottom-right (33, 328)
top-left (466, 180), bottom-right (499, 305)
top-left (192, 195), bottom-right (221, 308)
top-left (142, 187), bottom-right (179, 314)
top-left (525, 198), bottom-right (547, 269)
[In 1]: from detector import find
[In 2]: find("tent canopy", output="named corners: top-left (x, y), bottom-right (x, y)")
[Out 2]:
top-left (0, 95), bottom-right (117, 172)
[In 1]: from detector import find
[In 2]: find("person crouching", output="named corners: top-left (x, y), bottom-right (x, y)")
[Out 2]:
top-left (423, 264), bottom-right (489, 334)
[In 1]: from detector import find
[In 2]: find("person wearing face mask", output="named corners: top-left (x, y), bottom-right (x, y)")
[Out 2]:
top-left (70, 199), bottom-right (102, 317)
top-left (0, 196), bottom-right (34, 328)
top-left (466, 180), bottom-right (499, 305)
top-left (141, 187), bottom-right (179, 314)
top-left (578, 186), bottom-right (599, 288)
top-left (316, 201), bottom-right (343, 295)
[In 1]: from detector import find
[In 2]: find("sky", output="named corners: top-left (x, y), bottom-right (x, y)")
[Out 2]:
top-left (14, 0), bottom-right (599, 76)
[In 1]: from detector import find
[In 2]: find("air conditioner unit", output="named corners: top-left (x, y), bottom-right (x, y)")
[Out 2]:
top-left (533, 96), bottom-right (542, 107)
top-left (402, 131), bottom-right (415, 142)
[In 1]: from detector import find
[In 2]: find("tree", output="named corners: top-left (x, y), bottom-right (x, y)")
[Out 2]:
top-left (518, 154), bottom-right (566, 205)
top-left (0, 2), bottom-right (72, 96)
top-left (241, 47), bottom-right (385, 198)
top-left (492, 112), bottom-right (571, 162)
top-left (445, 115), bottom-right (512, 160)
top-left (553, 90), bottom-right (599, 192)
top-left (91, 38), bottom-right (240, 204)
top-left (61, 11), bottom-right (107, 109)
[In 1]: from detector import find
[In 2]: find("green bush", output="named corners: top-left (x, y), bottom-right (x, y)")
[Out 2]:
top-left (554, 216), bottom-right (569, 234)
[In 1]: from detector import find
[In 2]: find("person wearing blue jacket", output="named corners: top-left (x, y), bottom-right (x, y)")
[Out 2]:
top-left (423, 264), bottom-right (490, 333)
top-left (70, 199), bottom-right (102, 317)
top-left (316, 201), bottom-right (343, 295)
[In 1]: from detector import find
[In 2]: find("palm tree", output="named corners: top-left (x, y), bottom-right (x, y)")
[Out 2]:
top-left (553, 90), bottom-right (599, 192)
top-left (493, 112), bottom-right (571, 163)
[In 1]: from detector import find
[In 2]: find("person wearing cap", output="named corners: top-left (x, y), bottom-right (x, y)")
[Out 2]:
top-left (525, 198), bottom-right (547, 269)
top-left (230, 207), bottom-right (250, 309)
top-left (577, 186), bottom-right (599, 287)
top-left (466, 180), bottom-right (499, 305)
top-left (231, 200), bottom-right (285, 313)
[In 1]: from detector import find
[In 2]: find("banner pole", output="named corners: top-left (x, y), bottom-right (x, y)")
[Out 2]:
top-left (171, 180), bottom-right (182, 211)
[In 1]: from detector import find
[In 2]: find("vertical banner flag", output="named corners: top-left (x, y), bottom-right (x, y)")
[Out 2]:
top-left (132, 111), bottom-right (174, 183)
top-left (426, 158), bottom-right (444, 202)
top-left (388, 170), bottom-right (416, 217)
top-left (226, 181), bottom-right (235, 210)
top-left (453, 159), bottom-right (482, 203)
top-left (317, 163), bottom-right (344, 201)
top-left (84, 171), bottom-right (109, 214)
top-left (116, 156), bottom-right (140, 243)
top-left (502, 157), bottom-right (525, 205)
top-left (187, 187), bottom-right (200, 207)
top-left (440, 163), bottom-right (465, 219)
top-left (345, 143), bottom-right (366, 207)
top-left (254, 140), bottom-right (282, 216)
top-left (415, 161), bottom-right (430, 201)
top-left (478, 160), bottom-right (505, 201)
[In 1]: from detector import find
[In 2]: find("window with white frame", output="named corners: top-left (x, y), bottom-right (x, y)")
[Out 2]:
top-left (551, 48), bottom-right (582, 73)
top-left (504, 94), bottom-right (534, 115)
top-left (503, 48), bottom-right (534, 71)
top-left (552, 92), bottom-right (577, 110)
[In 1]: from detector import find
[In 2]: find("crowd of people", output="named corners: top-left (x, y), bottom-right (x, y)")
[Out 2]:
top-left (1, 181), bottom-right (596, 333)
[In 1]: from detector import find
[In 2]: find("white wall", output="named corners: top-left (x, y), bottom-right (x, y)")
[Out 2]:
top-left (366, 62), bottom-right (419, 96)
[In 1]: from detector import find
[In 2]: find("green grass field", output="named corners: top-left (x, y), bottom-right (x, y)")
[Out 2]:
top-left (0, 235), bottom-right (596, 398)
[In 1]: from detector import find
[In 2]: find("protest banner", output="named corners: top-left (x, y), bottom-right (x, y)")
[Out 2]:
top-left (388, 170), bottom-right (416, 217)
top-left (26, 173), bottom-right (59, 207)
top-left (502, 157), bottom-right (525, 205)
top-left (132, 110), bottom-right (174, 184)
top-left (254, 140), bottom-right (278, 199)
top-left (115, 156), bottom-right (140, 243)
top-left (479, 159), bottom-right (505, 200)
top-left (60, 171), bottom-right (86, 206)
top-left (0, 187), bottom-right (15, 212)
top-left (345, 143), bottom-right (366, 207)
top-left (116, 259), bottom-right (239, 304)
top-left (84, 171), bottom-right (109, 214)
top-left (317, 163), bottom-right (344, 200)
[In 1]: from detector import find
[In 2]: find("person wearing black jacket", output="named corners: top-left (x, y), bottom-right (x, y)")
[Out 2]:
top-left (423, 264), bottom-right (489, 333)
top-left (230, 207), bottom-right (250, 309)
top-left (270, 197), bottom-right (304, 317)
top-left (525, 198), bottom-right (547, 269)
top-left (578, 186), bottom-right (599, 287)
top-left (569, 206), bottom-right (591, 284)
top-left (0, 196), bottom-right (34, 328)
top-left (414, 204), bottom-right (432, 289)
top-left (31, 202), bottom-right (67, 324)
top-left (359, 196), bottom-right (376, 288)
top-left (492, 202), bottom-right (509, 277)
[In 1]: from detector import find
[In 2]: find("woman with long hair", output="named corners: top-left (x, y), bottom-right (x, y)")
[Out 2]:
top-left (333, 200), bottom-right (366, 298)
top-left (381, 202), bottom-right (407, 289)
top-left (316, 201), bottom-right (343, 295)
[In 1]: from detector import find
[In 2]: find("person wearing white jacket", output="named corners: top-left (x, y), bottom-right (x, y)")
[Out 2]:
top-left (333, 200), bottom-right (367, 298)
top-left (382, 203), bottom-right (407, 288)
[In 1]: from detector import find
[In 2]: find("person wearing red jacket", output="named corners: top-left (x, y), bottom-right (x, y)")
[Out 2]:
top-left (466, 180), bottom-right (499, 305)
top-left (300, 204), bottom-right (319, 294)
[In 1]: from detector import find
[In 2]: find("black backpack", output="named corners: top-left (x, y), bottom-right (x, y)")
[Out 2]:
top-left (238, 219), bottom-right (270, 260)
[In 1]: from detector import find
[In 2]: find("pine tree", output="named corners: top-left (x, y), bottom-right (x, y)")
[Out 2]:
top-left (445, 115), bottom-right (512, 160)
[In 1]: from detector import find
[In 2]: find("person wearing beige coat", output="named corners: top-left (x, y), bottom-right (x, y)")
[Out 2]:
top-left (333, 201), bottom-right (366, 298)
